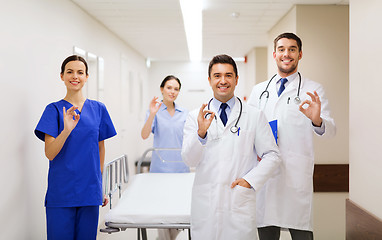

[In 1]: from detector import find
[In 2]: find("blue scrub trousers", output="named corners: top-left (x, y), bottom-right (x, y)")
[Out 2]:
top-left (46, 206), bottom-right (99, 240)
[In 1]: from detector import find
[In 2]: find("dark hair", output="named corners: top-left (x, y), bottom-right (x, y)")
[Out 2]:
top-left (208, 54), bottom-right (238, 77)
top-left (273, 32), bottom-right (302, 52)
top-left (60, 55), bottom-right (88, 75)
top-left (160, 75), bottom-right (181, 90)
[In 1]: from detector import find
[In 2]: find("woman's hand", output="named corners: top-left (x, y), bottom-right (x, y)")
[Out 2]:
top-left (141, 97), bottom-right (162, 139)
top-left (102, 195), bottom-right (109, 207)
top-left (45, 106), bottom-right (80, 161)
top-left (63, 106), bottom-right (80, 132)
top-left (149, 96), bottom-right (162, 115)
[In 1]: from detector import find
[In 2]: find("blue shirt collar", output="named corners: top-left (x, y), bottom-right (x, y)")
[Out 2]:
top-left (277, 71), bottom-right (299, 83)
top-left (211, 96), bottom-right (236, 111)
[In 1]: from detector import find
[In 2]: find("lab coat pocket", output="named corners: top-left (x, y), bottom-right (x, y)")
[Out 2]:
top-left (231, 185), bottom-right (256, 220)
top-left (283, 152), bottom-right (313, 191)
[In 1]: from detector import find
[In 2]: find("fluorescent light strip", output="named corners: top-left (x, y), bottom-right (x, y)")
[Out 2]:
top-left (179, 0), bottom-right (202, 62)
top-left (233, 57), bottom-right (245, 62)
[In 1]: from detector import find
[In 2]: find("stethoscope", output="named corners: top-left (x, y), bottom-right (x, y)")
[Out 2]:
top-left (206, 97), bottom-right (242, 134)
top-left (259, 72), bottom-right (302, 107)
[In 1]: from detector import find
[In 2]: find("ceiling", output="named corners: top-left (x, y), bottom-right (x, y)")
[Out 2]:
top-left (72, 0), bottom-right (348, 62)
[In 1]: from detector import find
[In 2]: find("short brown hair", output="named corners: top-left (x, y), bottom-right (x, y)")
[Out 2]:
top-left (274, 32), bottom-right (302, 52)
top-left (208, 54), bottom-right (238, 78)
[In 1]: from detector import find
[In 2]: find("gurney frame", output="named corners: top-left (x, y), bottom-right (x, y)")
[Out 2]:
top-left (100, 151), bottom-right (191, 240)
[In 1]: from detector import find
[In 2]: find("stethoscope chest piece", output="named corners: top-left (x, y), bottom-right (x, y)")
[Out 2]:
top-left (294, 96), bottom-right (301, 105)
top-left (230, 126), bottom-right (239, 133)
top-left (208, 97), bottom-right (242, 135)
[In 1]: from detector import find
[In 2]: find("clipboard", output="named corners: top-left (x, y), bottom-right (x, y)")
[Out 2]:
top-left (269, 120), bottom-right (278, 144)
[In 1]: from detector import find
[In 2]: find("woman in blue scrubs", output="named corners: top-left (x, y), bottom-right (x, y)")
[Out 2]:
top-left (141, 75), bottom-right (188, 240)
top-left (35, 55), bottom-right (117, 240)
top-left (141, 75), bottom-right (189, 173)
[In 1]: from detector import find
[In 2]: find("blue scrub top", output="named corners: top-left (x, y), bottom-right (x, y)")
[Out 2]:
top-left (146, 103), bottom-right (189, 173)
top-left (35, 99), bottom-right (117, 207)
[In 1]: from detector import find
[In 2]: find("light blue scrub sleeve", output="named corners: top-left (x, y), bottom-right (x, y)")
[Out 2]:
top-left (145, 109), bottom-right (156, 134)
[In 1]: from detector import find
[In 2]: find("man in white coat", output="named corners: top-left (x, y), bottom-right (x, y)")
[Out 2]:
top-left (248, 33), bottom-right (336, 239)
top-left (181, 54), bottom-right (281, 240)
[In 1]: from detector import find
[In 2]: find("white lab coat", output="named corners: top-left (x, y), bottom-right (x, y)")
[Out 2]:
top-left (181, 97), bottom-right (281, 240)
top-left (248, 74), bottom-right (336, 231)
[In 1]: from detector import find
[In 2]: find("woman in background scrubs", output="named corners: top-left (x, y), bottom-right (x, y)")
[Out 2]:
top-left (35, 55), bottom-right (117, 240)
top-left (140, 75), bottom-right (188, 240)
top-left (141, 75), bottom-right (189, 173)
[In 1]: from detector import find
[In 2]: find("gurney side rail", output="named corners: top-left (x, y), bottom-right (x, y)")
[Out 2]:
top-left (102, 154), bottom-right (129, 209)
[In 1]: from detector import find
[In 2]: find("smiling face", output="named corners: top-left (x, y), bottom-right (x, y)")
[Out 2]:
top-left (161, 79), bottom-right (180, 103)
top-left (273, 37), bottom-right (302, 77)
top-left (208, 63), bottom-right (238, 103)
top-left (60, 60), bottom-right (88, 92)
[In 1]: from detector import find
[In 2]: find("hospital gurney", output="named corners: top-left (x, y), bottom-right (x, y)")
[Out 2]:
top-left (101, 150), bottom-right (194, 240)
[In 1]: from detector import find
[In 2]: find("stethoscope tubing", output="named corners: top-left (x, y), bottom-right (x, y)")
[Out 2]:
top-left (207, 97), bottom-right (242, 133)
top-left (259, 72), bottom-right (302, 106)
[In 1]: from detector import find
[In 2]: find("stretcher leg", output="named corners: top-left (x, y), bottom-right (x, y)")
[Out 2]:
top-left (137, 228), bottom-right (147, 240)
top-left (142, 228), bottom-right (147, 240)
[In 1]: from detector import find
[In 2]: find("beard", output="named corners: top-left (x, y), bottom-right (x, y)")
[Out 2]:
top-left (278, 62), bottom-right (298, 75)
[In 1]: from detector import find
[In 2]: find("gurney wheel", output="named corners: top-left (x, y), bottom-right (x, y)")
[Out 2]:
top-left (100, 227), bottom-right (120, 234)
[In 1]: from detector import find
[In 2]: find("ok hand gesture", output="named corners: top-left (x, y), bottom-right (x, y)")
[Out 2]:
top-left (299, 91), bottom-right (322, 127)
top-left (149, 96), bottom-right (162, 115)
top-left (63, 106), bottom-right (80, 133)
top-left (197, 103), bottom-right (215, 138)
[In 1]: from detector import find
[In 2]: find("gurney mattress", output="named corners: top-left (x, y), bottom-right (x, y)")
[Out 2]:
top-left (105, 173), bottom-right (194, 225)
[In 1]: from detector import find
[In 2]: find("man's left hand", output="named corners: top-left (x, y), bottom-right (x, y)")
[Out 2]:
top-left (299, 91), bottom-right (322, 127)
top-left (231, 178), bottom-right (251, 189)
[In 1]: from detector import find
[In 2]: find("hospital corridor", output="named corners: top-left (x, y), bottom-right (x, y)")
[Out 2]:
top-left (1, 0), bottom-right (382, 239)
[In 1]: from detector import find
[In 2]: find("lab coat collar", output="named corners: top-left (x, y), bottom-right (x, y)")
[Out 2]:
top-left (210, 96), bottom-right (244, 128)
top-left (210, 96), bottom-right (235, 112)
top-left (276, 72), bottom-right (298, 84)
top-left (276, 72), bottom-right (305, 95)
top-left (226, 97), bottom-right (246, 128)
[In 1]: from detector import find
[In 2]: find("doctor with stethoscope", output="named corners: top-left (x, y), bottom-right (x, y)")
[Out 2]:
top-left (182, 54), bottom-right (281, 240)
top-left (248, 33), bottom-right (336, 240)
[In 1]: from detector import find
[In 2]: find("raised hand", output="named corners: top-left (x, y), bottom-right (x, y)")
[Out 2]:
top-left (44, 106), bottom-right (80, 160)
top-left (63, 106), bottom-right (80, 132)
top-left (197, 103), bottom-right (215, 138)
top-left (149, 96), bottom-right (162, 115)
top-left (299, 91), bottom-right (322, 127)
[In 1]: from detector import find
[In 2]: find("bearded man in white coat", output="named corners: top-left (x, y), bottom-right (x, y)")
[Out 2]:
top-left (181, 54), bottom-right (281, 240)
top-left (248, 33), bottom-right (336, 240)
